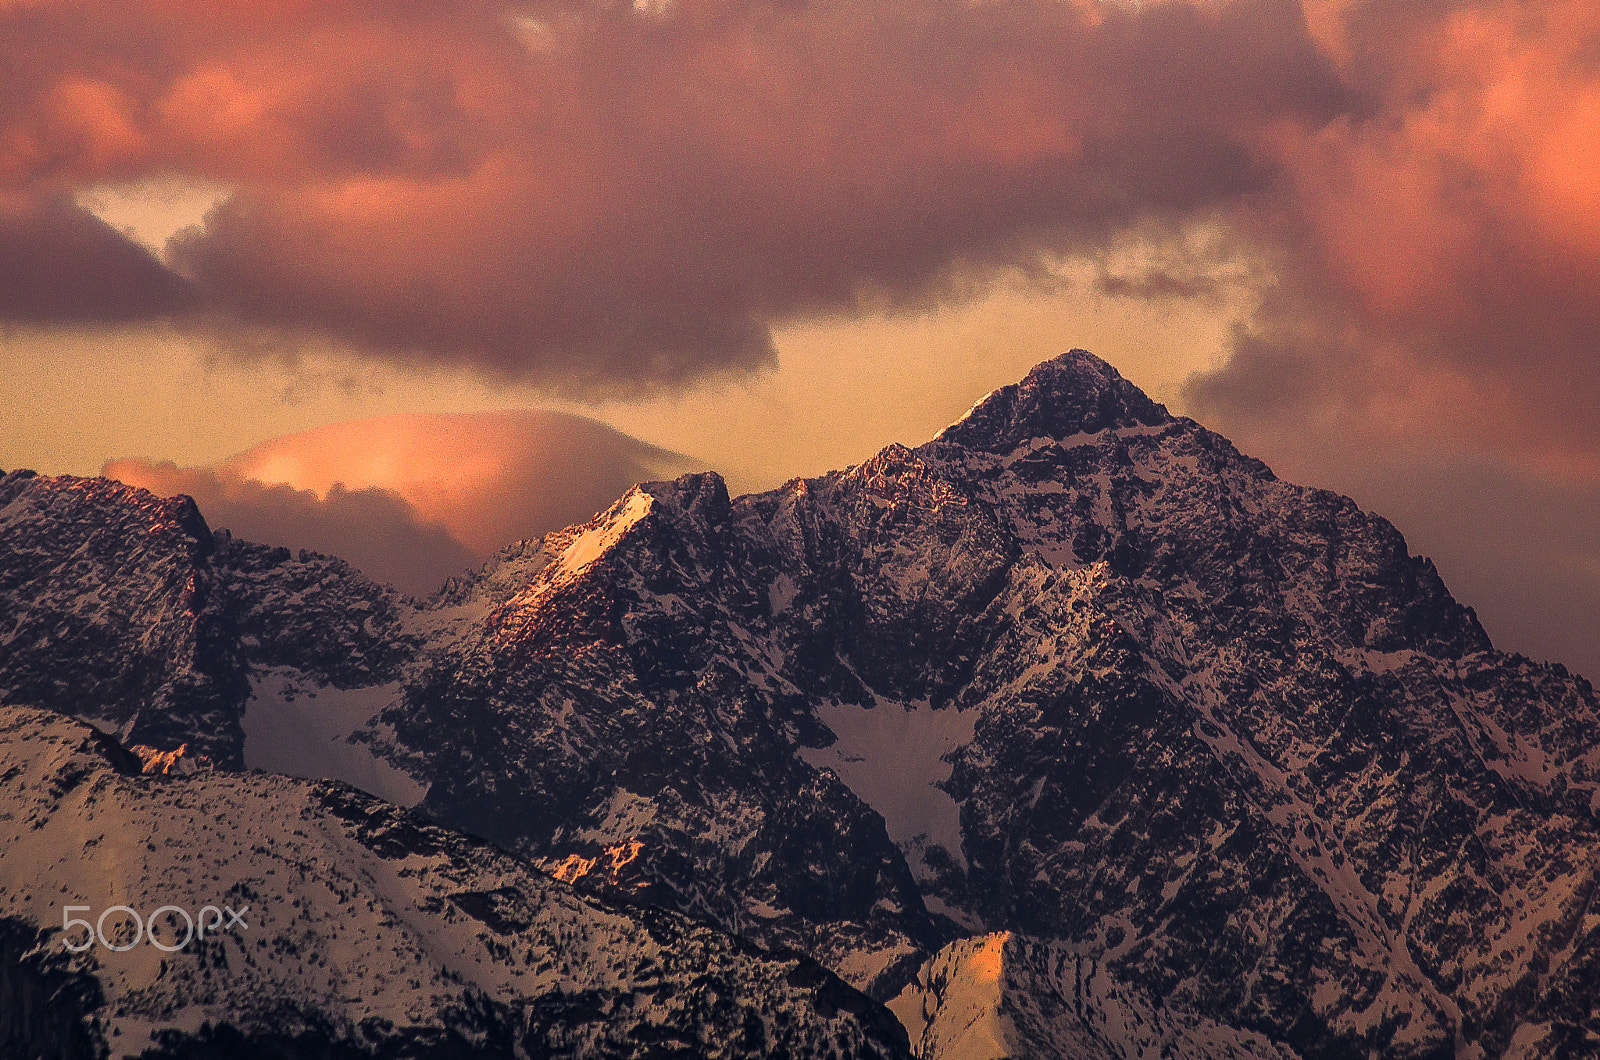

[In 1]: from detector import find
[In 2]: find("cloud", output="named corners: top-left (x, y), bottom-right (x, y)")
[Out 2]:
top-left (0, 195), bottom-right (194, 321)
top-left (5, 0), bottom-right (1595, 414)
top-left (106, 409), bottom-right (702, 594)
top-left (164, 0), bottom-right (1347, 393)
top-left (3, 0), bottom-right (1347, 393)
top-left (103, 461), bottom-right (478, 596)
top-left (213, 409), bottom-right (700, 554)
top-left (1191, 0), bottom-right (1600, 471)
top-left (10, 0), bottom-right (1600, 670)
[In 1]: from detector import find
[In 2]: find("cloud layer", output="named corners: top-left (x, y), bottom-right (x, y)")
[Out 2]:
top-left (13, 0), bottom-right (1593, 423)
top-left (4, 0), bottom-right (1347, 392)
top-left (0, 195), bottom-right (195, 320)
top-left (107, 410), bottom-right (699, 594)
top-left (102, 462), bottom-right (480, 596)
top-left (1189, 0), bottom-right (1600, 476)
top-left (7, 0), bottom-right (1595, 417)
top-left (8, 0), bottom-right (1600, 672)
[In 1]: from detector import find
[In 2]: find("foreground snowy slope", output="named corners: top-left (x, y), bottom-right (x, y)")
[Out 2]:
top-left (6, 350), bottom-right (1600, 1057)
top-left (0, 703), bottom-right (911, 1058)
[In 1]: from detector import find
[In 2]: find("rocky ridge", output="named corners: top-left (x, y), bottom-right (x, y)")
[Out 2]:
top-left (0, 703), bottom-right (911, 1059)
top-left (5, 350), bottom-right (1600, 1057)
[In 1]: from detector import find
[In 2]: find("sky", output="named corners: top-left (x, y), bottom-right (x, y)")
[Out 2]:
top-left (1, 0), bottom-right (1598, 676)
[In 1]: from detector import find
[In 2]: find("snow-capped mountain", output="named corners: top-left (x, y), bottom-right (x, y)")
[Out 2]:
top-left (6, 349), bottom-right (1600, 1057)
top-left (0, 703), bottom-right (910, 1058)
top-left (0, 473), bottom-right (410, 768)
top-left (0, 474), bottom-right (245, 764)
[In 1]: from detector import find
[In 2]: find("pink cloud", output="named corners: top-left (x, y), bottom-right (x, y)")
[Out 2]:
top-left (106, 409), bottom-right (700, 593)
top-left (10, 0), bottom-right (1600, 674)
top-left (0, 194), bottom-right (194, 320)
top-left (3, 0), bottom-right (1595, 433)
top-left (3, 0), bottom-right (1347, 391)
top-left (1199, 0), bottom-right (1600, 469)
top-left (103, 460), bottom-right (477, 596)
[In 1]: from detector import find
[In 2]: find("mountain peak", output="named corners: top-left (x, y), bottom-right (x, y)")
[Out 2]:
top-left (934, 350), bottom-right (1171, 452)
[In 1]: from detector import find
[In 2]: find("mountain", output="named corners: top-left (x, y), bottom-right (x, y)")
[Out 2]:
top-left (6, 349), bottom-right (1600, 1058)
top-left (0, 703), bottom-right (911, 1058)
top-left (0, 472), bottom-right (409, 768)
top-left (0, 473), bottom-right (244, 764)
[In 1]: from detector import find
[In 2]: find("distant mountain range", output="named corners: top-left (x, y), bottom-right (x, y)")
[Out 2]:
top-left (5, 350), bottom-right (1600, 1058)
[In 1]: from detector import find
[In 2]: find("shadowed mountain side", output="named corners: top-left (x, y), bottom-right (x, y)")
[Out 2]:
top-left (7, 350), bottom-right (1600, 1058)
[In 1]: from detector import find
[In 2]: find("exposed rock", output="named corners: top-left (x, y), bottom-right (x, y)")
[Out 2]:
top-left (8, 350), bottom-right (1600, 1056)
top-left (0, 704), bottom-right (912, 1059)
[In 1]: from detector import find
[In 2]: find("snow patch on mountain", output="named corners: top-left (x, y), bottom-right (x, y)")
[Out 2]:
top-left (802, 698), bottom-right (976, 874)
top-left (243, 670), bottom-right (427, 807)
top-left (893, 933), bottom-right (1306, 1060)
top-left (558, 489), bottom-right (653, 578)
top-left (889, 932), bottom-right (1011, 1060)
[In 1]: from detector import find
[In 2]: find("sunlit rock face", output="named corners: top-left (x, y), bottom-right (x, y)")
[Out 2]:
top-left (6, 350), bottom-right (1600, 1057)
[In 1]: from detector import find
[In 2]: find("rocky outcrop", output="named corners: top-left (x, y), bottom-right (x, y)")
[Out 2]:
top-left (8, 350), bottom-right (1600, 1056)
top-left (0, 704), bottom-right (912, 1059)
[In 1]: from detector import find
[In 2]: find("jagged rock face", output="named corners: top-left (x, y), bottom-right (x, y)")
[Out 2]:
top-left (386, 478), bottom-right (947, 997)
top-left (0, 471), bottom-right (414, 766)
top-left (372, 352), bottom-right (1600, 1054)
top-left (0, 916), bottom-right (106, 1060)
top-left (0, 704), bottom-right (912, 1060)
top-left (912, 367), bottom-right (1600, 1056)
top-left (934, 351), bottom-right (1170, 453)
top-left (0, 472), bottom-right (247, 763)
top-left (210, 532), bottom-right (413, 690)
top-left (892, 932), bottom-right (1302, 1060)
top-left (8, 350), bottom-right (1600, 1057)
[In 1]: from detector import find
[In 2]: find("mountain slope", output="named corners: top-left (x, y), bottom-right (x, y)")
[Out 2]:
top-left (0, 472), bottom-right (245, 763)
top-left (363, 352), bottom-right (1600, 1056)
top-left (0, 471), bottom-right (414, 769)
top-left (0, 703), bottom-right (911, 1059)
top-left (7, 350), bottom-right (1600, 1057)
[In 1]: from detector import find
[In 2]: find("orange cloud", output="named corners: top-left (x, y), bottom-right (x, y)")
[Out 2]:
top-left (104, 460), bottom-right (478, 596)
top-left (214, 409), bottom-right (698, 555)
top-left (105, 410), bottom-right (700, 593)
top-left (1, 0), bottom-right (1347, 390)
top-left (4, 0), bottom-right (1598, 483)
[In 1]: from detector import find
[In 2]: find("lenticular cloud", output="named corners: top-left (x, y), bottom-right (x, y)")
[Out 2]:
top-left (106, 410), bottom-right (700, 595)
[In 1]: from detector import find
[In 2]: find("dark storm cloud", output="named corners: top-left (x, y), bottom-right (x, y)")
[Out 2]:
top-left (160, 0), bottom-right (1348, 392)
top-left (2, 0), bottom-right (1347, 393)
top-left (0, 196), bottom-right (194, 321)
